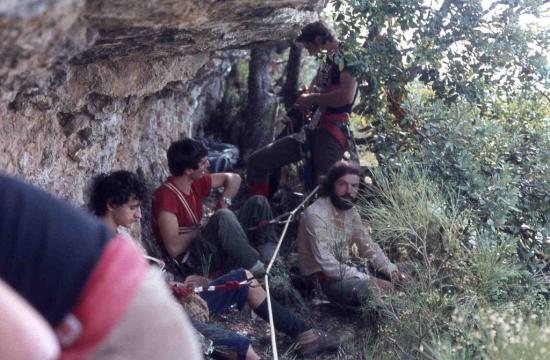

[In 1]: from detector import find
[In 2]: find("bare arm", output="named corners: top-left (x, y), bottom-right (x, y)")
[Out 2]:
top-left (210, 172), bottom-right (241, 209)
top-left (297, 71), bottom-right (357, 108)
top-left (157, 211), bottom-right (199, 258)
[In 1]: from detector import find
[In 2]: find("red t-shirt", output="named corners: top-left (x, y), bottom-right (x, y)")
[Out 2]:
top-left (151, 175), bottom-right (212, 255)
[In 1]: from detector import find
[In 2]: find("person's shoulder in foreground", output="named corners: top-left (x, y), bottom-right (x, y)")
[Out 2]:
top-left (0, 174), bottom-right (202, 360)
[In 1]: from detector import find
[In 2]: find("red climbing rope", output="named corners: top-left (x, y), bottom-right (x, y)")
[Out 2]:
top-left (169, 278), bottom-right (255, 297)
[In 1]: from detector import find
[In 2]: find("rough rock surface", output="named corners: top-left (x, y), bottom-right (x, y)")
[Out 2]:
top-left (0, 0), bottom-right (324, 242)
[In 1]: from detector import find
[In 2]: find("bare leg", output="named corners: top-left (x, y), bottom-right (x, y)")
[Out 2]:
top-left (244, 270), bottom-right (267, 308)
top-left (245, 345), bottom-right (261, 360)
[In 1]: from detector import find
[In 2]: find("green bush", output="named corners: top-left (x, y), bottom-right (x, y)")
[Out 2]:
top-left (360, 163), bottom-right (466, 263)
top-left (356, 164), bottom-right (465, 358)
top-left (369, 88), bottom-right (549, 272)
top-left (425, 304), bottom-right (550, 360)
top-left (355, 159), bottom-right (548, 359)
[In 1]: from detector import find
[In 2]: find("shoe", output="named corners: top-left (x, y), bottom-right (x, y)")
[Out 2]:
top-left (295, 328), bottom-right (352, 357)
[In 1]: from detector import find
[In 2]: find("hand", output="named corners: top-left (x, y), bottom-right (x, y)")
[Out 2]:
top-left (215, 196), bottom-right (231, 210)
top-left (183, 275), bottom-right (210, 288)
top-left (390, 270), bottom-right (409, 284)
top-left (296, 93), bottom-right (317, 109)
top-left (298, 85), bottom-right (308, 95)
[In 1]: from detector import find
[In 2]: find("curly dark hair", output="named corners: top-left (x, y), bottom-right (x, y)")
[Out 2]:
top-left (319, 161), bottom-right (361, 197)
top-left (89, 170), bottom-right (147, 216)
top-left (167, 138), bottom-right (208, 176)
top-left (296, 20), bottom-right (336, 45)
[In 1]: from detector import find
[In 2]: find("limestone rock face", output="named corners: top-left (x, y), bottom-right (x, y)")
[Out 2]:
top-left (0, 0), bottom-right (323, 199)
top-left (0, 0), bottom-right (323, 246)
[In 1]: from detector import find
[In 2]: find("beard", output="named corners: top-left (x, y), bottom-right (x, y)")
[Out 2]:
top-left (330, 193), bottom-right (356, 210)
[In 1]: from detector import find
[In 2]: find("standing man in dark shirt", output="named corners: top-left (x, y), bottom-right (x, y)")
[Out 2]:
top-left (247, 20), bottom-right (358, 196)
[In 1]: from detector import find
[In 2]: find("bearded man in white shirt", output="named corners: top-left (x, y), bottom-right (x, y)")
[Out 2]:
top-left (298, 161), bottom-right (407, 306)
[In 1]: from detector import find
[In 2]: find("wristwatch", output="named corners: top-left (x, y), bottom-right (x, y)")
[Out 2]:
top-left (221, 196), bottom-right (232, 207)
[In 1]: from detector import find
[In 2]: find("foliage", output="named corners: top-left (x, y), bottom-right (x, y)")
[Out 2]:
top-left (357, 166), bottom-right (463, 358)
top-left (399, 90), bottom-right (549, 271)
top-left (308, 2), bottom-right (550, 359)
top-left (330, 0), bottom-right (550, 117)
top-left (355, 162), bottom-right (549, 359)
top-left (359, 164), bottom-right (466, 261)
top-left (425, 304), bottom-right (550, 360)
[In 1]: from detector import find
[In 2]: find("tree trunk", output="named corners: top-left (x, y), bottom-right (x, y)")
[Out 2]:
top-left (241, 47), bottom-right (274, 160)
top-left (281, 44), bottom-right (302, 109)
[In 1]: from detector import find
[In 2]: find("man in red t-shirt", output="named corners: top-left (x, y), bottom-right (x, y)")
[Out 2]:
top-left (152, 138), bottom-right (276, 279)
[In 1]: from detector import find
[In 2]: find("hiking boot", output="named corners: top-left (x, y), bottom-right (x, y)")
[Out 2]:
top-left (295, 328), bottom-right (351, 357)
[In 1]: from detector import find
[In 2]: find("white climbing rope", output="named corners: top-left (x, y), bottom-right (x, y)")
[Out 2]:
top-left (264, 186), bottom-right (319, 360)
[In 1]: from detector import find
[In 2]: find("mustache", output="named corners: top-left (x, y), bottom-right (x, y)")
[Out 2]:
top-left (330, 193), bottom-right (356, 210)
top-left (339, 195), bottom-right (355, 201)
top-left (338, 195), bottom-right (356, 206)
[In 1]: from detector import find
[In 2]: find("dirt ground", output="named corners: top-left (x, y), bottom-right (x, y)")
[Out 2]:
top-left (210, 295), bottom-right (372, 360)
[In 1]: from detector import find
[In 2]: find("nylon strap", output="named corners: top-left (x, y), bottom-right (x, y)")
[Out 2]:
top-left (163, 182), bottom-right (200, 225)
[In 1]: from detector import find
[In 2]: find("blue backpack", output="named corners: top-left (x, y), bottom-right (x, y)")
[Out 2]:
top-left (198, 137), bottom-right (240, 173)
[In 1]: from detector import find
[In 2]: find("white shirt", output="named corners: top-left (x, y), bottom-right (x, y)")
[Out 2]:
top-left (297, 197), bottom-right (397, 281)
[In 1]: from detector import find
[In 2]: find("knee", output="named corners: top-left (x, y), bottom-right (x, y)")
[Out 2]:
top-left (248, 195), bottom-right (269, 207)
top-left (212, 208), bottom-right (235, 220)
top-left (209, 208), bottom-right (239, 228)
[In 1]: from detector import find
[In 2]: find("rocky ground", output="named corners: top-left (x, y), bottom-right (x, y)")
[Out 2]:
top-left (210, 283), bottom-right (372, 360)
